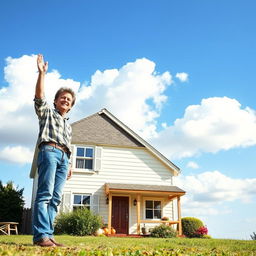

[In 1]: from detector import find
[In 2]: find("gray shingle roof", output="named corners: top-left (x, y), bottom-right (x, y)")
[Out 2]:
top-left (106, 183), bottom-right (186, 194)
top-left (71, 111), bottom-right (145, 147)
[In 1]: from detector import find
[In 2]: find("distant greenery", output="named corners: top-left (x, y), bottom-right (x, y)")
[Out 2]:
top-left (1, 235), bottom-right (256, 255)
top-left (0, 180), bottom-right (24, 224)
top-left (54, 207), bottom-right (102, 236)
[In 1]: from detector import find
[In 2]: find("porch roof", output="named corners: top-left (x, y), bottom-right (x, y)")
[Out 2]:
top-left (105, 183), bottom-right (185, 199)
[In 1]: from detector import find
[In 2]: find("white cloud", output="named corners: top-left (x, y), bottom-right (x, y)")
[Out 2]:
top-left (0, 54), bottom-right (80, 163)
top-left (176, 72), bottom-right (189, 82)
top-left (0, 55), bottom-right (80, 146)
top-left (175, 170), bottom-right (256, 216)
top-left (2, 56), bottom-right (256, 167)
top-left (186, 161), bottom-right (199, 169)
top-left (151, 97), bottom-right (256, 159)
top-left (0, 54), bottom-right (177, 164)
top-left (0, 146), bottom-right (34, 164)
top-left (161, 122), bottom-right (168, 129)
top-left (72, 58), bottom-right (173, 139)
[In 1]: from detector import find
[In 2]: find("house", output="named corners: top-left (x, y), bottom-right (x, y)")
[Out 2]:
top-left (30, 108), bottom-right (185, 235)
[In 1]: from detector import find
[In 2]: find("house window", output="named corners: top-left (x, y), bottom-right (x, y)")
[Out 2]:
top-left (73, 194), bottom-right (91, 211)
top-left (76, 147), bottom-right (94, 170)
top-left (145, 200), bottom-right (162, 219)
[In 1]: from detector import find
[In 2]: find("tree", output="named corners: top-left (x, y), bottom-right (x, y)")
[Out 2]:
top-left (0, 181), bottom-right (25, 223)
top-left (251, 232), bottom-right (256, 240)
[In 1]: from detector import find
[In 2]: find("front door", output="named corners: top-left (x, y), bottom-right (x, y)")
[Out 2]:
top-left (111, 196), bottom-right (129, 234)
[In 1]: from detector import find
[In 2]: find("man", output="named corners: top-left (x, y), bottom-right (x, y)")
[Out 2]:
top-left (33, 54), bottom-right (75, 247)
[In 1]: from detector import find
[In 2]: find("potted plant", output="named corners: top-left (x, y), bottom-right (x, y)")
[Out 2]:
top-left (141, 224), bottom-right (147, 235)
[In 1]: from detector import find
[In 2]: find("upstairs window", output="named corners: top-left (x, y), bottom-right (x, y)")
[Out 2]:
top-left (145, 200), bottom-right (162, 219)
top-left (73, 194), bottom-right (91, 211)
top-left (76, 147), bottom-right (94, 170)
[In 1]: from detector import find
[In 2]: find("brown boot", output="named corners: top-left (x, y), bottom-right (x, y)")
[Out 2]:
top-left (50, 238), bottom-right (65, 247)
top-left (34, 238), bottom-right (56, 247)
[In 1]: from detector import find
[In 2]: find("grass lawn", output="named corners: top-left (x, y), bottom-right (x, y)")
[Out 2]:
top-left (0, 235), bottom-right (256, 256)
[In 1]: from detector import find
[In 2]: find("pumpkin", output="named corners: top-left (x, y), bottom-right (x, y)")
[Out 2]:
top-left (95, 228), bottom-right (104, 236)
top-left (111, 227), bottom-right (116, 234)
top-left (103, 227), bottom-right (109, 235)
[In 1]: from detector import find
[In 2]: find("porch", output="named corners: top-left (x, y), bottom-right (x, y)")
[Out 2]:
top-left (105, 183), bottom-right (186, 236)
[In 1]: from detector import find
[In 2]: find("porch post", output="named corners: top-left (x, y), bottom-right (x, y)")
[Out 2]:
top-left (108, 193), bottom-right (112, 235)
top-left (177, 196), bottom-right (182, 236)
top-left (136, 194), bottom-right (141, 234)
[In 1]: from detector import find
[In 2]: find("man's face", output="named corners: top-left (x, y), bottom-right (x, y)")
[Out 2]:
top-left (54, 92), bottom-right (73, 116)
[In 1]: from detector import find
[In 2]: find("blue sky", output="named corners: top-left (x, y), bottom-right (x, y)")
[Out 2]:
top-left (1, 0), bottom-right (256, 239)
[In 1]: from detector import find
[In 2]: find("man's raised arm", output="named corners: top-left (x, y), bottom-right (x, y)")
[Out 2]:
top-left (35, 54), bottom-right (48, 99)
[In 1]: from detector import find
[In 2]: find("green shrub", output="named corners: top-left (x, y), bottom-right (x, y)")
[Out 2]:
top-left (202, 234), bottom-right (212, 239)
top-left (181, 217), bottom-right (204, 238)
top-left (150, 224), bottom-right (177, 238)
top-left (54, 207), bottom-right (102, 236)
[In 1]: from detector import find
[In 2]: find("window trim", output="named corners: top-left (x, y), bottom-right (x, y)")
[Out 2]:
top-left (71, 145), bottom-right (102, 174)
top-left (144, 198), bottom-right (163, 220)
top-left (72, 193), bottom-right (91, 211)
top-left (75, 146), bottom-right (94, 171)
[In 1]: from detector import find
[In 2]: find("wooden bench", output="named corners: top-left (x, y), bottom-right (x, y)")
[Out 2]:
top-left (0, 222), bottom-right (19, 235)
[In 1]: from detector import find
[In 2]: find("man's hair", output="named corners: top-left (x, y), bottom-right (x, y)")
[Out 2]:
top-left (54, 87), bottom-right (76, 109)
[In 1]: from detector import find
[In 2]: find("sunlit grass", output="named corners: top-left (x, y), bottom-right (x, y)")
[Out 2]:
top-left (0, 235), bottom-right (256, 255)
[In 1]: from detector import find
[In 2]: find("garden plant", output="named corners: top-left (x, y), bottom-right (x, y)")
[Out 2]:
top-left (54, 207), bottom-right (102, 236)
top-left (181, 217), bottom-right (205, 238)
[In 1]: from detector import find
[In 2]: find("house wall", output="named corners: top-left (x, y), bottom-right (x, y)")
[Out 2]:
top-left (61, 145), bottom-right (175, 234)
top-left (31, 172), bottom-right (38, 209)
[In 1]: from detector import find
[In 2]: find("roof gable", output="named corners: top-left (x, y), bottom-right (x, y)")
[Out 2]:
top-left (72, 108), bottom-right (180, 175)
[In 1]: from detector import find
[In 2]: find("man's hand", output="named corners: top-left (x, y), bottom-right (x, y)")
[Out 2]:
top-left (37, 54), bottom-right (48, 74)
top-left (35, 54), bottom-right (47, 99)
top-left (67, 169), bottom-right (73, 180)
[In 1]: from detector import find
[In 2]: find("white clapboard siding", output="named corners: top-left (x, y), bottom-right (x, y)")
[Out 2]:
top-left (91, 194), bottom-right (100, 214)
top-left (101, 147), bottom-right (173, 184)
top-left (64, 146), bottom-right (173, 192)
top-left (62, 146), bottom-right (175, 233)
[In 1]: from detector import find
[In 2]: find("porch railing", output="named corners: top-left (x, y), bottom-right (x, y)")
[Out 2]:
top-left (139, 220), bottom-right (181, 234)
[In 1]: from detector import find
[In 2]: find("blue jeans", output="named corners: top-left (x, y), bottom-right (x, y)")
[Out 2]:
top-left (33, 145), bottom-right (69, 242)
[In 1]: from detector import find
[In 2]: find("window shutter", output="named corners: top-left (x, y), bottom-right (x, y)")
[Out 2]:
top-left (94, 146), bottom-right (102, 172)
top-left (91, 194), bottom-right (99, 214)
top-left (60, 192), bottom-right (72, 213)
top-left (70, 145), bottom-right (76, 169)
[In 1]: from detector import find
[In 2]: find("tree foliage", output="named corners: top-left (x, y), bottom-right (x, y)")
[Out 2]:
top-left (0, 180), bottom-right (25, 223)
top-left (251, 232), bottom-right (256, 240)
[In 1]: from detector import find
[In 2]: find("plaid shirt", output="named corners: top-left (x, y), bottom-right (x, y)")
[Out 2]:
top-left (34, 97), bottom-right (72, 157)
